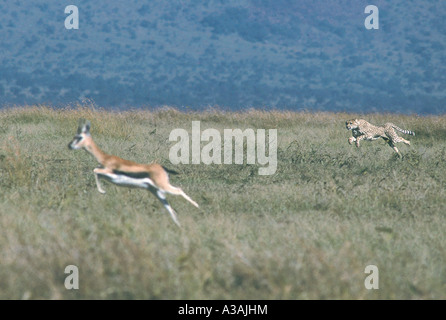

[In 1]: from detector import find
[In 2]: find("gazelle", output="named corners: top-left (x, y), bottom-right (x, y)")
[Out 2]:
top-left (68, 119), bottom-right (199, 227)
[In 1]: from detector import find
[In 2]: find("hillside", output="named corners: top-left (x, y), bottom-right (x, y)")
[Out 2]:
top-left (0, 1), bottom-right (445, 113)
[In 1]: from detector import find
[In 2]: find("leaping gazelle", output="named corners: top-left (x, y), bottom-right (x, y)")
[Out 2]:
top-left (68, 119), bottom-right (199, 227)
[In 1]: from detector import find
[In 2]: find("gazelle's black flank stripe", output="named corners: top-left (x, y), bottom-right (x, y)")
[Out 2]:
top-left (112, 170), bottom-right (151, 179)
top-left (112, 167), bottom-right (178, 179)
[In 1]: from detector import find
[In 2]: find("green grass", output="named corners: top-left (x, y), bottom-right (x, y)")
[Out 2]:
top-left (0, 106), bottom-right (445, 299)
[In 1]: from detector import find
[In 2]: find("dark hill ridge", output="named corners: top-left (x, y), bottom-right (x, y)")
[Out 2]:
top-left (0, 0), bottom-right (445, 114)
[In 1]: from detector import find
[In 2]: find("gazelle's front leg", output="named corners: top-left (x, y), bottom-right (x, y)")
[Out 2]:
top-left (93, 167), bottom-right (110, 194)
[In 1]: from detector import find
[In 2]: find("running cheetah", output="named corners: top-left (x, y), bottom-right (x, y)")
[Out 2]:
top-left (345, 119), bottom-right (415, 157)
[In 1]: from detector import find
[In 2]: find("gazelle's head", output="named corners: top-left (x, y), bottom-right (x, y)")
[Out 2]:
top-left (68, 119), bottom-right (92, 150)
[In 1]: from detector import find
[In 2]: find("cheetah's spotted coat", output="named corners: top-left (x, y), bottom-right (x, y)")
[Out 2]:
top-left (345, 119), bottom-right (415, 157)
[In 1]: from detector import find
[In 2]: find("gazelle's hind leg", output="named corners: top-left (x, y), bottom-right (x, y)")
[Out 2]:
top-left (163, 184), bottom-right (199, 208)
top-left (148, 187), bottom-right (181, 227)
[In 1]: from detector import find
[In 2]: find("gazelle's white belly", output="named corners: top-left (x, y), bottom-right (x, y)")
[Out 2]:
top-left (99, 173), bottom-right (156, 189)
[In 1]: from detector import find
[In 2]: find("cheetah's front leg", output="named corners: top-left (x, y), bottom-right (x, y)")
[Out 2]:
top-left (355, 135), bottom-right (365, 147)
top-left (348, 136), bottom-right (356, 145)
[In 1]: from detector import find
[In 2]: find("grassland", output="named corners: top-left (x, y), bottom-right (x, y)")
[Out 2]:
top-left (0, 106), bottom-right (445, 300)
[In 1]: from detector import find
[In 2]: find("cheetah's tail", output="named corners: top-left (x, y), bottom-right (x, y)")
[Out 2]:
top-left (391, 124), bottom-right (415, 136)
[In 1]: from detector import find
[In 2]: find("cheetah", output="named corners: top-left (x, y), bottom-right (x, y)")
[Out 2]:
top-left (345, 119), bottom-right (415, 157)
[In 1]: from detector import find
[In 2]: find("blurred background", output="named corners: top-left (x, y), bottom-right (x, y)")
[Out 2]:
top-left (0, 0), bottom-right (445, 114)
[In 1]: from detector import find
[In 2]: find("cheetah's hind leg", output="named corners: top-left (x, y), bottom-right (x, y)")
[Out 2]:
top-left (390, 132), bottom-right (411, 146)
top-left (400, 137), bottom-right (411, 146)
top-left (387, 140), bottom-right (402, 158)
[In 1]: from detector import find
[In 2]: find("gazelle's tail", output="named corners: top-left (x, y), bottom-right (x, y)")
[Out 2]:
top-left (390, 124), bottom-right (415, 136)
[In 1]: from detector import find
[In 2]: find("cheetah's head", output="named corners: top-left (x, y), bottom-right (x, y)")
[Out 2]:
top-left (345, 119), bottom-right (360, 130)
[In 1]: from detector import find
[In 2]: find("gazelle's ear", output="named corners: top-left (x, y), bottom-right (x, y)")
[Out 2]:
top-left (77, 118), bottom-right (91, 135)
top-left (77, 118), bottom-right (85, 134)
top-left (84, 120), bottom-right (91, 134)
